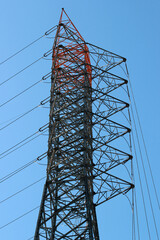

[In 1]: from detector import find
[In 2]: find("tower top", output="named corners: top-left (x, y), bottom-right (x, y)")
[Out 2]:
top-left (58, 8), bottom-right (84, 41)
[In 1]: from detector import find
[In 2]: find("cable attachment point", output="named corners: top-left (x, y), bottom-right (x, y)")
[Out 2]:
top-left (45, 25), bottom-right (57, 36)
top-left (37, 152), bottom-right (48, 161)
top-left (40, 97), bottom-right (50, 106)
top-left (43, 49), bottom-right (52, 58)
top-left (42, 72), bottom-right (52, 80)
top-left (39, 123), bottom-right (49, 132)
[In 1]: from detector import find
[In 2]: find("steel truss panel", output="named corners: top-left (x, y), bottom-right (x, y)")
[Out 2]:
top-left (34, 9), bottom-right (133, 240)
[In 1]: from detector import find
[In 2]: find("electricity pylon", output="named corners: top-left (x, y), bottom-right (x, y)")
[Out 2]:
top-left (34, 8), bottom-right (134, 240)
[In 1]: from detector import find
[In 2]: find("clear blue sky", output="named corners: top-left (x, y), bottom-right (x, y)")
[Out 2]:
top-left (0, 0), bottom-right (159, 239)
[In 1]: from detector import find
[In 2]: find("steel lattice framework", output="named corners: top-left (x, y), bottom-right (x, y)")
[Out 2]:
top-left (34, 9), bottom-right (134, 240)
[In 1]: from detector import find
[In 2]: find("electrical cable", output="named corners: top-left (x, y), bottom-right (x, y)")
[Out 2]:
top-left (0, 113), bottom-right (23, 126)
top-left (125, 67), bottom-right (150, 239)
top-left (127, 80), bottom-right (159, 238)
top-left (127, 89), bottom-right (140, 240)
top-left (0, 47), bottom-right (52, 88)
top-left (131, 105), bottom-right (159, 239)
top-left (0, 132), bottom-right (45, 160)
top-left (0, 176), bottom-right (45, 204)
top-left (26, 236), bottom-right (34, 240)
top-left (0, 131), bottom-right (47, 160)
top-left (124, 63), bottom-right (160, 238)
top-left (125, 63), bottom-right (160, 210)
top-left (0, 105), bottom-right (40, 131)
top-left (0, 131), bottom-right (39, 159)
top-left (126, 65), bottom-right (159, 238)
top-left (132, 188), bottom-right (136, 240)
top-left (0, 57), bottom-right (43, 87)
top-left (0, 151), bottom-right (47, 184)
top-left (0, 79), bottom-right (42, 108)
top-left (127, 116), bottom-right (136, 240)
top-left (131, 129), bottom-right (151, 240)
top-left (0, 206), bottom-right (40, 230)
top-left (0, 158), bottom-right (37, 184)
top-left (0, 71), bottom-right (51, 109)
top-left (0, 37), bottom-right (44, 66)
top-left (0, 24), bottom-right (52, 236)
top-left (0, 131), bottom-right (38, 157)
top-left (0, 94), bottom-right (50, 131)
top-left (134, 190), bottom-right (141, 240)
top-left (0, 25), bottom-right (57, 66)
top-left (0, 124), bottom-right (48, 160)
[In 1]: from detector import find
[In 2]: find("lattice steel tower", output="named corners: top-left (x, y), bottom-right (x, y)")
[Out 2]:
top-left (34, 9), bottom-right (134, 240)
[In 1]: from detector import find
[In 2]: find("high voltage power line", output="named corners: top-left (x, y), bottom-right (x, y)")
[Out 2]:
top-left (0, 50), bottom-right (52, 87)
top-left (0, 126), bottom-right (48, 160)
top-left (0, 71), bottom-right (51, 108)
top-left (0, 151), bottom-right (47, 184)
top-left (0, 96), bottom-right (50, 131)
top-left (0, 206), bottom-right (40, 230)
top-left (0, 177), bottom-right (45, 204)
top-left (0, 79), bottom-right (41, 108)
top-left (0, 25), bottom-right (57, 66)
top-left (0, 10), bottom-right (159, 240)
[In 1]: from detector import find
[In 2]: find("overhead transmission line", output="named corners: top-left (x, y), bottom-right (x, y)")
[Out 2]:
top-left (0, 151), bottom-right (47, 184)
top-left (131, 104), bottom-right (159, 239)
top-left (0, 96), bottom-right (50, 131)
top-left (0, 105), bottom-right (39, 131)
top-left (125, 63), bottom-right (160, 211)
top-left (125, 65), bottom-right (159, 239)
top-left (2, 24), bottom-right (156, 240)
top-left (131, 124), bottom-right (151, 240)
top-left (26, 236), bottom-right (34, 240)
top-left (0, 57), bottom-right (42, 87)
top-left (0, 157), bottom-right (47, 230)
top-left (0, 80), bottom-right (41, 108)
top-left (127, 99), bottom-right (140, 240)
top-left (0, 71), bottom-right (51, 109)
top-left (0, 123), bottom-right (49, 160)
top-left (0, 206), bottom-right (40, 230)
top-left (134, 190), bottom-right (141, 240)
top-left (0, 158), bottom-right (37, 184)
top-left (0, 24), bottom-right (54, 237)
top-left (0, 49), bottom-right (52, 87)
top-left (0, 25), bottom-right (57, 66)
top-left (0, 176), bottom-right (45, 204)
